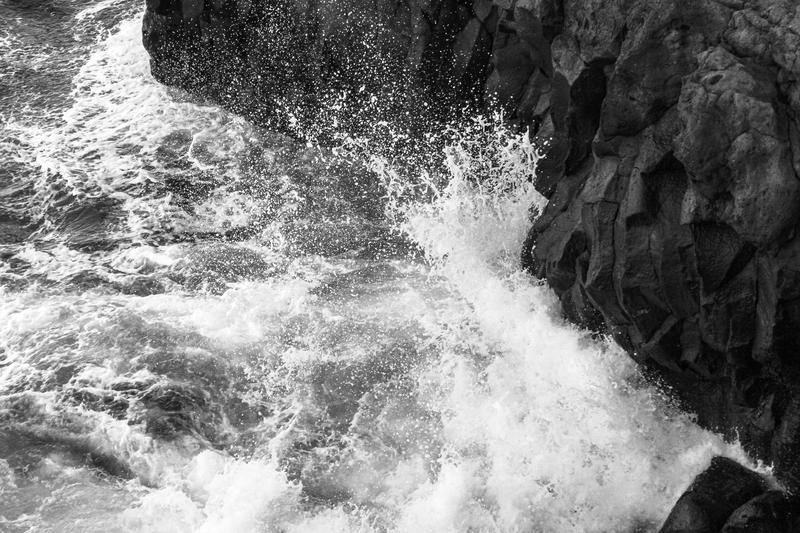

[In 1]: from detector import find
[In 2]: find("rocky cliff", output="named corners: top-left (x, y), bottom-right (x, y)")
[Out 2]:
top-left (520, 0), bottom-right (800, 493)
top-left (143, 0), bottom-right (800, 489)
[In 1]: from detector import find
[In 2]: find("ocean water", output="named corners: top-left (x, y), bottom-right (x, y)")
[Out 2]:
top-left (0, 3), bottom-right (756, 532)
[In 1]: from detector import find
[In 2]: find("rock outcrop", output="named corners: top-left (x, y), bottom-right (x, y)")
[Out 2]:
top-left (142, 0), bottom-right (494, 145)
top-left (520, 1), bottom-right (800, 492)
top-left (142, 0), bottom-right (800, 488)
top-left (659, 457), bottom-right (799, 533)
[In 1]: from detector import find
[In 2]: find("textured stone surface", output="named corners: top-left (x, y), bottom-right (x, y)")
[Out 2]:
top-left (142, 0), bottom-right (800, 488)
top-left (519, 0), bottom-right (800, 491)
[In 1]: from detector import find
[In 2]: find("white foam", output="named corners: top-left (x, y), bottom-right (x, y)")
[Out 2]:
top-left (131, 279), bottom-right (316, 346)
top-left (0, 11), bottom-right (760, 533)
top-left (371, 119), bottom-right (754, 531)
top-left (74, 0), bottom-right (126, 21)
top-left (121, 452), bottom-right (303, 533)
top-left (19, 14), bottom-right (268, 242)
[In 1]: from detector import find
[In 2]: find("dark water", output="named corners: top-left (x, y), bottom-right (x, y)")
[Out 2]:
top-left (0, 2), bottom-right (751, 532)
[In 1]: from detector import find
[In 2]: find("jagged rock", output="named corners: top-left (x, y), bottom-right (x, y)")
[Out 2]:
top-left (521, 0), bottom-right (800, 491)
top-left (142, 0), bottom-right (800, 488)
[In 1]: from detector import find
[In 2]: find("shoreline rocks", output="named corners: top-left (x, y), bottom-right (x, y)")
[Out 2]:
top-left (142, 0), bottom-right (800, 489)
top-left (659, 457), bottom-right (799, 533)
top-left (521, 1), bottom-right (800, 492)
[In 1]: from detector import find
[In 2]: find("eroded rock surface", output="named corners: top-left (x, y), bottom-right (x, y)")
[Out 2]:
top-left (142, 0), bottom-right (800, 487)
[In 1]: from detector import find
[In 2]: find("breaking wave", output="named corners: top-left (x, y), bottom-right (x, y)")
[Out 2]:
top-left (0, 6), bottom-right (758, 533)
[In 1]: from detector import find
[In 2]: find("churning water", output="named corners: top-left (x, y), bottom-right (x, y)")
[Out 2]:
top-left (0, 3), bottom-right (755, 532)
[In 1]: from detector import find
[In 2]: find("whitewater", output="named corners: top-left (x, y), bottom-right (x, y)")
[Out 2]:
top-left (0, 3), bottom-right (756, 532)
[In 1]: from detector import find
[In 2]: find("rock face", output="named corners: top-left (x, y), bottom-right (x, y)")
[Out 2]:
top-left (519, 1), bottom-right (800, 492)
top-left (143, 0), bottom-right (800, 487)
top-left (142, 0), bottom-right (495, 143)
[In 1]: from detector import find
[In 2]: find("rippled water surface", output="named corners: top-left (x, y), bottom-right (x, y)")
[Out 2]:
top-left (0, 2), bottom-right (754, 532)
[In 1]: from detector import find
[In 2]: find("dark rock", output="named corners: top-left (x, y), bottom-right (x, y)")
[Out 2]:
top-left (658, 457), bottom-right (800, 533)
top-left (519, 0), bottom-right (800, 491)
top-left (722, 491), bottom-right (800, 533)
top-left (142, 0), bottom-right (488, 146)
top-left (659, 457), bottom-right (768, 533)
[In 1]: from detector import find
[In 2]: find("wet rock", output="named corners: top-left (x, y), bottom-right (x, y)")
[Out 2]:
top-left (141, 0), bottom-right (572, 144)
top-left (659, 458), bottom-right (800, 533)
top-left (721, 491), bottom-right (800, 533)
top-left (659, 457), bottom-right (768, 533)
top-left (143, 0), bottom-right (479, 144)
top-left (521, 0), bottom-right (800, 491)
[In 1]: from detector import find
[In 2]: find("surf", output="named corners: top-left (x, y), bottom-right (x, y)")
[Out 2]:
top-left (0, 6), bottom-right (758, 533)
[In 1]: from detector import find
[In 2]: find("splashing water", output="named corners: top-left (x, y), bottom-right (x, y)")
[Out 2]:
top-left (0, 6), bottom-right (758, 533)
